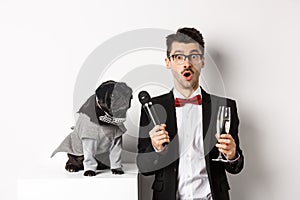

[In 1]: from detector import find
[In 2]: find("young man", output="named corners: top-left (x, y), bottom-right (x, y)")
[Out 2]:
top-left (137, 28), bottom-right (244, 200)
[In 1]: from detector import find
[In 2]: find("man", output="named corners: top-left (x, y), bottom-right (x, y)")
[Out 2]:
top-left (137, 27), bottom-right (244, 200)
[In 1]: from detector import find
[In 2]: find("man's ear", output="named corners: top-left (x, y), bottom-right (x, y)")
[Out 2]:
top-left (165, 57), bottom-right (171, 69)
top-left (200, 57), bottom-right (205, 69)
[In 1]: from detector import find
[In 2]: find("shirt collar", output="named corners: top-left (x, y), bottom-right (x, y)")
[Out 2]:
top-left (173, 87), bottom-right (202, 99)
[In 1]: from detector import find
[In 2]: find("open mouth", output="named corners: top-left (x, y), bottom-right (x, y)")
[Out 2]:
top-left (182, 70), bottom-right (193, 81)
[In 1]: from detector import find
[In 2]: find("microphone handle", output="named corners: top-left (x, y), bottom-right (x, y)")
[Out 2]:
top-left (144, 103), bottom-right (158, 126)
top-left (144, 103), bottom-right (169, 146)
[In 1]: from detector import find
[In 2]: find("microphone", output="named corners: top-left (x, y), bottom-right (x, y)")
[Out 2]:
top-left (138, 91), bottom-right (160, 126)
top-left (138, 91), bottom-right (169, 146)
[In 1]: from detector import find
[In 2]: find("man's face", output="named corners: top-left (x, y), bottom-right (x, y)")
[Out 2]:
top-left (165, 42), bottom-right (204, 91)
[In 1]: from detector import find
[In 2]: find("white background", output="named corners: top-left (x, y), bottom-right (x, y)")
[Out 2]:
top-left (1, 0), bottom-right (300, 199)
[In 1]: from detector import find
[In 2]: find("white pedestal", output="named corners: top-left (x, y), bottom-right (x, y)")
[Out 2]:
top-left (17, 163), bottom-right (138, 200)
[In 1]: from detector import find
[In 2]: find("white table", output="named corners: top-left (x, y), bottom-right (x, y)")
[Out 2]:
top-left (17, 163), bottom-right (138, 200)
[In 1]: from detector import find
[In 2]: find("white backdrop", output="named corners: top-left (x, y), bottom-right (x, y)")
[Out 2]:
top-left (1, 0), bottom-right (300, 199)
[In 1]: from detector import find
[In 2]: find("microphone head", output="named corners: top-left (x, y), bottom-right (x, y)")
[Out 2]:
top-left (138, 91), bottom-right (151, 105)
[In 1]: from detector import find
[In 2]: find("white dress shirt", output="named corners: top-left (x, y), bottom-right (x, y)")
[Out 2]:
top-left (173, 87), bottom-right (212, 200)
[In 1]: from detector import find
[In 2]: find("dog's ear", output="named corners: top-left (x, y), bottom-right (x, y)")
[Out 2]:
top-left (95, 80), bottom-right (116, 114)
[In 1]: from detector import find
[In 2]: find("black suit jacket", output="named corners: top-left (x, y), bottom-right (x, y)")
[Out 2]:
top-left (137, 88), bottom-right (244, 200)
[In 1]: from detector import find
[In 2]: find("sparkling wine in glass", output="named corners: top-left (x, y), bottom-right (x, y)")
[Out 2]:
top-left (212, 106), bottom-right (231, 162)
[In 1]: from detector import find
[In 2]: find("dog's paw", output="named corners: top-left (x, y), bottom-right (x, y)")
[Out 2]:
top-left (83, 170), bottom-right (96, 176)
top-left (65, 164), bottom-right (79, 172)
top-left (111, 168), bottom-right (124, 175)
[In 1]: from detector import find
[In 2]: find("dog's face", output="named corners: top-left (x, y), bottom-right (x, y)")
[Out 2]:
top-left (96, 81), bottom-right (133, 118)
top-left (110, 89), bottom-right (132, 118)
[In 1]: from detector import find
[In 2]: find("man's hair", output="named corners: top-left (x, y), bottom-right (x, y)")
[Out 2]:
top-left (166, 27), bottom-right (205, 57)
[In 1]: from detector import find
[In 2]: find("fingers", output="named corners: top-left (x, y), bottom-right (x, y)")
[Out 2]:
top-left (217, 138), bottom-right (232, 145)
top-left (216, 134), bottom-right (235, 149)
top-left (216, 143), bottom-right (233, 151)
top-left (153, 132), bottom-right (170, 140)
top-left (215, 133), bottom-right (236, 160)
top-left (151, 130), bottom-right (170, 144)
top-left (150, 124), bottom-right (166, 136)
top-left (215, 133), bottom-right (233, 139)
top-left (149, 124), bottom-right (169, 151)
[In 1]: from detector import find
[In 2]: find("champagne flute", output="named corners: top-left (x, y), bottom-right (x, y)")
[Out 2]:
top-left (212, 106), bottom-right (231, 162)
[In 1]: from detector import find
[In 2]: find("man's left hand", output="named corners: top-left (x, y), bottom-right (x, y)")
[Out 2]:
top-left (216, 134), bottom-right (237, 160)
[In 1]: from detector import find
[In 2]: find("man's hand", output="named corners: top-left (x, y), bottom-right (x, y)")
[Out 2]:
top-left (216, 134), bottom-right (237, 160)
top-left (150, 124), bottom-right (170, 151)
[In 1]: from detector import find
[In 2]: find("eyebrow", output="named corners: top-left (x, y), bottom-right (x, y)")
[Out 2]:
top-left (172, 50), bottom-right (184, 54)
top-left (189, 49), bottom-right (201, 54)
top-left (171, 49), bottom-right (201, 54)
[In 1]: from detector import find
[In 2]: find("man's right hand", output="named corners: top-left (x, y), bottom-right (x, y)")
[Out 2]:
top-left (149, 124), bottom-right (170, 151)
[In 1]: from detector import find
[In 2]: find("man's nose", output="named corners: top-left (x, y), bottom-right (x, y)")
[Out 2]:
top-left (183, 57), bottom-right (192, 67)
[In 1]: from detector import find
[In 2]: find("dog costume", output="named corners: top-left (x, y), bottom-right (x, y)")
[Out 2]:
top-left (51, 80), bottom-right (132, 176)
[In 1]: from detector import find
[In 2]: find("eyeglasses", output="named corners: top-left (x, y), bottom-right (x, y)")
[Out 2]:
top-left (169, 54), bottom-right (203, 65)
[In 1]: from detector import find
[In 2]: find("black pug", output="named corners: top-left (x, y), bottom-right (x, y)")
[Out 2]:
top-left (51, 80), bottom-right (133, 176)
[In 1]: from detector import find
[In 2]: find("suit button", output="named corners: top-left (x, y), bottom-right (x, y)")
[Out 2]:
top-left (174, 168), bottom-right (177, 172)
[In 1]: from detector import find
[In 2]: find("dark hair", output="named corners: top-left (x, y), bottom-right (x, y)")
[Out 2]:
top-left (166, 27), bottom-right (205, 57)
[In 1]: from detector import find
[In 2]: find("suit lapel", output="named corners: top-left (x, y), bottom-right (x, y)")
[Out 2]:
top-left (201, 88), bottom-right (215, 191)
top-left (202, 88), bottom-right (212, 142)
top-left (164, 91), bottom-right (178, 139)
top-left (160, 91), bottom-right (179, 170)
